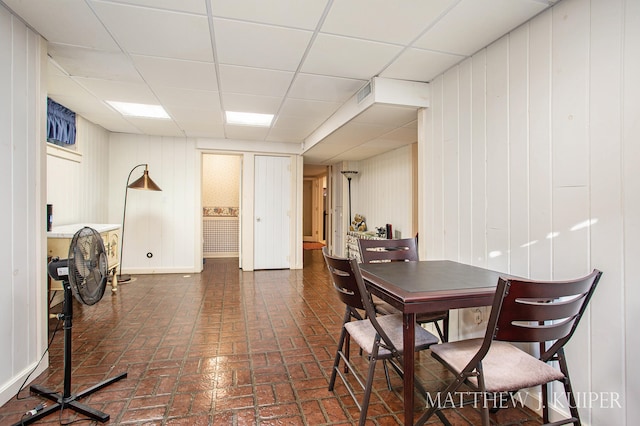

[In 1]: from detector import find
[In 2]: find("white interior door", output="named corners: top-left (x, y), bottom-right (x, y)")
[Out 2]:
top-left (254, 155), bottom-right (290, 269)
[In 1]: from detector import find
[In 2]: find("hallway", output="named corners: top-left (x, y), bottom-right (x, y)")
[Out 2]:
top-left (0, 250), bottom-right (541, 425)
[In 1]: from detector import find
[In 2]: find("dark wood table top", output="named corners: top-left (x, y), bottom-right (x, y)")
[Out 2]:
top-left (359, 260), bottom-right (512, 313)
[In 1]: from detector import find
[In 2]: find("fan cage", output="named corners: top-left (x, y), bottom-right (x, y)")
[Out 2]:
top-left (68, 227), bottom-right (108, 305)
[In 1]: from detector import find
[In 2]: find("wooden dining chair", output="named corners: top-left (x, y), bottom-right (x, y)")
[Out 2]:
top-left (417, 269), bottom-right (602, 426)
top-left (357, 237), bottom-right (450, 342)
top-left (322, 248), bottom-right (440, 426)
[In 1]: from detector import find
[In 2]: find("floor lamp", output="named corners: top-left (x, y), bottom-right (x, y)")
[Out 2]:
top-left (341, 170), bottom-right (358, 225)
top-left (117, 163), bottom-right (162, 283)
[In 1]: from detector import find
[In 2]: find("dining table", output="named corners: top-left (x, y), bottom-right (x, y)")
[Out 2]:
top-left (358, 259), bottom-right (514, 426)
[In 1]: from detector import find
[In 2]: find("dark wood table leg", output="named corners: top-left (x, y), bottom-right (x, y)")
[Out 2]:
top-left (403, 312), bottom-right (416, 426)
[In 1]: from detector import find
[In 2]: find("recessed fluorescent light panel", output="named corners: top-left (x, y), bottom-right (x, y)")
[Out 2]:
top-left (225, 111), bottom-right (273, 127)
top-left (107, 101), bottom-right (170, 119)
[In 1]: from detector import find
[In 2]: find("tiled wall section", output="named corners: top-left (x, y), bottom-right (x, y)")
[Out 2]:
top-left (203, 218), bottom-right (239, 256)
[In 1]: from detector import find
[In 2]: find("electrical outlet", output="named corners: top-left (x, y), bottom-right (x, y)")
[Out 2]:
top-left (473, 308), bottom-right (483, 325)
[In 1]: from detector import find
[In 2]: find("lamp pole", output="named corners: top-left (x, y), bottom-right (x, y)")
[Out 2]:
top-left (341, 170), bottom-right (358, 226)
top-left (118, 164), bottom-right (162, 283)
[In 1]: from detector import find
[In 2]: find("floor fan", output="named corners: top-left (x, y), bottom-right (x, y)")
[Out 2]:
top-left (17, 227), bottom-right (127, 425)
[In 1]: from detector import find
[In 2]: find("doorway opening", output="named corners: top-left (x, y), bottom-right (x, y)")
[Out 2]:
top-left (303, 165), bottom-right (327, 249)
top-left (202, 154), bottom-right (241, 259)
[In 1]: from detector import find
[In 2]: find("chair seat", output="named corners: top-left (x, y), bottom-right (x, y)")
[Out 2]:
top-left (345, 314), bottom-right (439, 358)
top-left (431, 338), bottom-right (565, 393)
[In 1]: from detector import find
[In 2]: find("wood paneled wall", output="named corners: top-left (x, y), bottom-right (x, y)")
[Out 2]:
top-left (354, 144), bottom-right (415, 239)
top-left (47, 116), bottom-right (110, 225)
top-left (0, 5), bottom-right (47, 406)
top-left (108, 133), bottom-right (199, 274)
top-left (419, 0), bottom-right (639, 424)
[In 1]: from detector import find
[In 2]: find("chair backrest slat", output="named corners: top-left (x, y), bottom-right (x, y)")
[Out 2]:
top-left (322, 247), bottom-right (396, 348)
top-left (492, 271), bottom-right (602, 347)
top-left (323, 247), bottom-right (366, 311)
top-left (358, 238), bottom-right (419, 263)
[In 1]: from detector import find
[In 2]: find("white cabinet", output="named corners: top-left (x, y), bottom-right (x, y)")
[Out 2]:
top-left (47, 224), bottom-right (121, 293)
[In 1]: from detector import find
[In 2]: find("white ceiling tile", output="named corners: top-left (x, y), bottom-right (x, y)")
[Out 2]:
top-left (183, 125), bottom-right (226, 139)
top-left (83, 114), bottom-right (144, 134)
top-left (132, 56), bottom-right (218, 91)
top-left (3, 0), bottom-right (119, 50)
top-left (224, 125), bottom-right (270, 141)
top-left (266, 127), bottom-right (309, 143)
top-left (380, 48), bottom-right (464, 82)
top-left (273, 114), bottom-right (325, 132)
top-left (321, 0), bottom-right (457, 45)
top-left (288, 74), bottom-right (366, 103)
top-left (269, 114), bottom-right (324, 142)
top-left (301, 34), bottom-right (403, 80)
top-left (219, 65), bottom-right (294, 97)
top-left (167, 105), bottom-right (223, 125)
top-left (125, 117), bottom-right (185, 137)
top-left (48, 92), bottom-right (111, 117)
top-left (47, 74), bottom-right (92, 99)
top-left (278, 98), bottom-right (341, 120)
top-left (222, 93), bottom-right (282, 115)
top-left (414, 0), bottom-right (548, 55)
top-left (213, 18), bottom-right (312, 71)
top-left (99, 0), bottom-right (207, 15)
top-left (210, 0), bottom-right (330, 30)
top-left (48, 43), bottom-right (142, 82)
top-left (48, 58), bottom-right (69, 77)
top-left (166, 108), bottom-right (223, 134)
top-left (74, 77), bottom-right (159, 104)
top-left (153, 86), bottom-right (221, 111)
top-left (91, 2), bottom-right (213, 61)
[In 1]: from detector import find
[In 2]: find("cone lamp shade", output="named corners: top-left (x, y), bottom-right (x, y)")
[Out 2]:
top-left (128, 169), bottom-right (162, 191)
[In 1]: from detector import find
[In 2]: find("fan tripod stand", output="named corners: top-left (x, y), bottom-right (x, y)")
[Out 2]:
top-left (14, 280), bottom-right (127, 425)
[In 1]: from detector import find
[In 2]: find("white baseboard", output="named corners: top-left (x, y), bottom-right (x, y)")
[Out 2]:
top-left (0, 359), bottom-right (49, 407)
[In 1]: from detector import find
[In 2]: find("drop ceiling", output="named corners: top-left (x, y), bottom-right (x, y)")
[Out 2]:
top-left (2, 0), bottom-right (556, 164)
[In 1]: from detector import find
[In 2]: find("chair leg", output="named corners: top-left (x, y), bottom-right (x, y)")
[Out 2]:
top-left (541, 381), bottom-right (550, 422)
top-left (344, 335), bottom-right (351, 373)
top-left (329, 326), bottom-right (348, 391)
top-left (540, 339), bottom-right (550, 423)
top-left (434, 321), bottom-right (446, 343)
top-left (557, 349), bottom-right (581, 426)
top-left (417, 361), bottom-right (489, 426)
top-left (442, 314), bottom-right (449, 343)
top-left (476, 362), bottom-right (491, 426)
top-left (417, 371), bottom-right (465, 426)
top-left (383, 360), bottom-right (392, 390)
top-left (430, 314), bottom-right (450, 343)
top-left (359, 353), bottom-right (379, 426)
